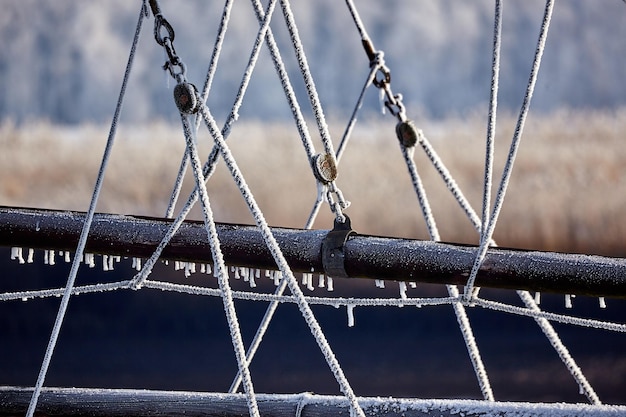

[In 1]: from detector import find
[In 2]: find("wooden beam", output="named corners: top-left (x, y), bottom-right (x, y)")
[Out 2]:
top-left (0, 387), bottom-right (622, 417)
top-left (1, 206), bottom-right (626, 298)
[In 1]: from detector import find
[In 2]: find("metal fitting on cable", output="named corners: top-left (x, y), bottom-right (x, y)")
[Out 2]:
top-left (149, 0), bottom-right (188, 81)
top-left (174, 82), bottom-right (200, 114)
top-left (312, 153), bottom-right (338, 184)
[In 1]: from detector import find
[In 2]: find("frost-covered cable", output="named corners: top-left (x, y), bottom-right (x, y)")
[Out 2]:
top-left (344, 0), bottom-right (370, 41)
top-left (401, 146), bottom-right (438, 243)
top-left (230, 41), bottom-right (379, 393)
top-left (280, 0), bottom-right (353, 223)
top-left (337, 55), bottom-right (380, 164)
top-left (447, 284), bottom-right (494, 401)
top-left (198, 102), bottom-right (366, 417)
top-left (10, 276), bottom-right (626, 334)
top-left (131, 0), bottom-right (279, 288)
top-left (416, 131), bottom-right (484, 234)
top-left (304, 61), bottom-right (380, 226)
top-left (25, 5), bottom-right (148, 417)
top-left (165, 151), bottom-right (190, 218)
top-left (249, 0), bottom-right (317, 160)
top-left (473, 296), bottom-right (626, 333)
top-left (279, 0), bottom-right (336, 161)
top-left (464, 0), bottom-right (555, 300)
top-left (165, 0), bottom-right (235, 218)
top-left (180, 114), bottom-right (260, 417)
top-left (198, 0), bottom-right (234, 107)
top-left (229, 277), bottom-right (288, 393)
top-left (401, 144), bottom-right (494, 401)
top-left (517, 290), bottom-right (601, 404)
top-left (480, 0), bottom-right (502, 241)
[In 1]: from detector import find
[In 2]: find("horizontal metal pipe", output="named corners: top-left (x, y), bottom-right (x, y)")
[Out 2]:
top-left (1, 206), bottom-right (625, 298)
top-left (4, 387), bottom-right (620, 417)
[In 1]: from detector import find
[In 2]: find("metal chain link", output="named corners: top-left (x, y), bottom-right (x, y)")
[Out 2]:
top-left (149, 0), bottom-right (187, 82)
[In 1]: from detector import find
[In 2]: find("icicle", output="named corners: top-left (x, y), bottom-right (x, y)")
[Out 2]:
top-left (565, 294), bottom-right (572, 309)
top-left (534, 291), bottom-right (541, 305)
top-left (265, 269), bottom-right (272, 278)
top-left (302, 274), bottom-right (309, 286)
top-left (326, 276), bottom-right (334, 291)
top-left (184, 262), bottom-right (192, 278)
top-left (599, 297), bottom-right (606, 309)
top-left (240, 267), bottom-right (249, 282)
top-left (132, 257), bottom-right (142, 271)
top-left (399, 281), bottom-right (408, 299)
top-left (206, 264), bottom-right (212, 275)
top-left (255, 269), bottom-right (261, 279)
top-left (375, 279), bottom-right (385, 288)
top-left (10, 247), bottom-right (25, 264)
top-left (306, 274), bottom-right (314, 291)
top-left (347, 304), bottom-right (355, 327)
top-left (409, 282), bottom-right (417, 288)
top-left (234, 267), bottom-right (241, 279)
top-left (84, 253), bottom-right (95, 268)
top-left (27, 248), bottom-right (34, 263)
top-left (64, 251), bottom-right (71, 263)
top-left (318, 274), bottom-right (325, 288)
top-left (249, 272), bottom-right (256, 288)
top-left (103, 255), bottom-right (110, 271)
top-left (108, 255), bottom-right (115, 271)
top-left (49, 250), bottom-right (55, 265)
top-left (273, 271), bottom-right (282, 286)
top-left (200, 264), bottom-right (206, 274)
top-left (174, 261), bottom-right (181, 271)
top-left (43, 250), bottom-right (49, 265)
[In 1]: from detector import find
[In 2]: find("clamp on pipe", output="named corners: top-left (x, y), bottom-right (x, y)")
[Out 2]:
top-left (321, 215), bottom-right (356, 278)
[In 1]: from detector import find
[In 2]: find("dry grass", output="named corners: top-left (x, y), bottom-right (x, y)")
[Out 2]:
top-left (1, 108), bottom-right (625, 256)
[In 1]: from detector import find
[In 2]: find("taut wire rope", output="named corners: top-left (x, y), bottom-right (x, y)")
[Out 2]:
top-left (25, 3), bottom-right (150, 416)
top-left (196, 103), bottom-right (367, 417)
top-left (4, 0), bottom-right (625, 412)
top-left (463, 0), bottom-right (555, 300)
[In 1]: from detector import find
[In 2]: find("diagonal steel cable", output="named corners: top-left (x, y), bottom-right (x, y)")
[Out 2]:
top-left (25, 4), bottom-right (149, 417)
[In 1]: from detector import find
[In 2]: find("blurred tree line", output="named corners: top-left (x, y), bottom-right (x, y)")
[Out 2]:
top-left (0, 0), bottom-right (624, 124)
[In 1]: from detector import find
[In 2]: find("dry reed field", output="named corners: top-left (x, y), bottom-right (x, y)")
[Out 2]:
top-left (1, 108), bottom-right (625, 256)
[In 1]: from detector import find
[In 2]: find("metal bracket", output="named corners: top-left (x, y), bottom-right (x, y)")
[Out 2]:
top-left (321, 215), bottom-right (356, 278)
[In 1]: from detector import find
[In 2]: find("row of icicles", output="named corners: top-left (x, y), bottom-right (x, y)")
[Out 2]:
top-left (8, 247), bottom-right (607, 312)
